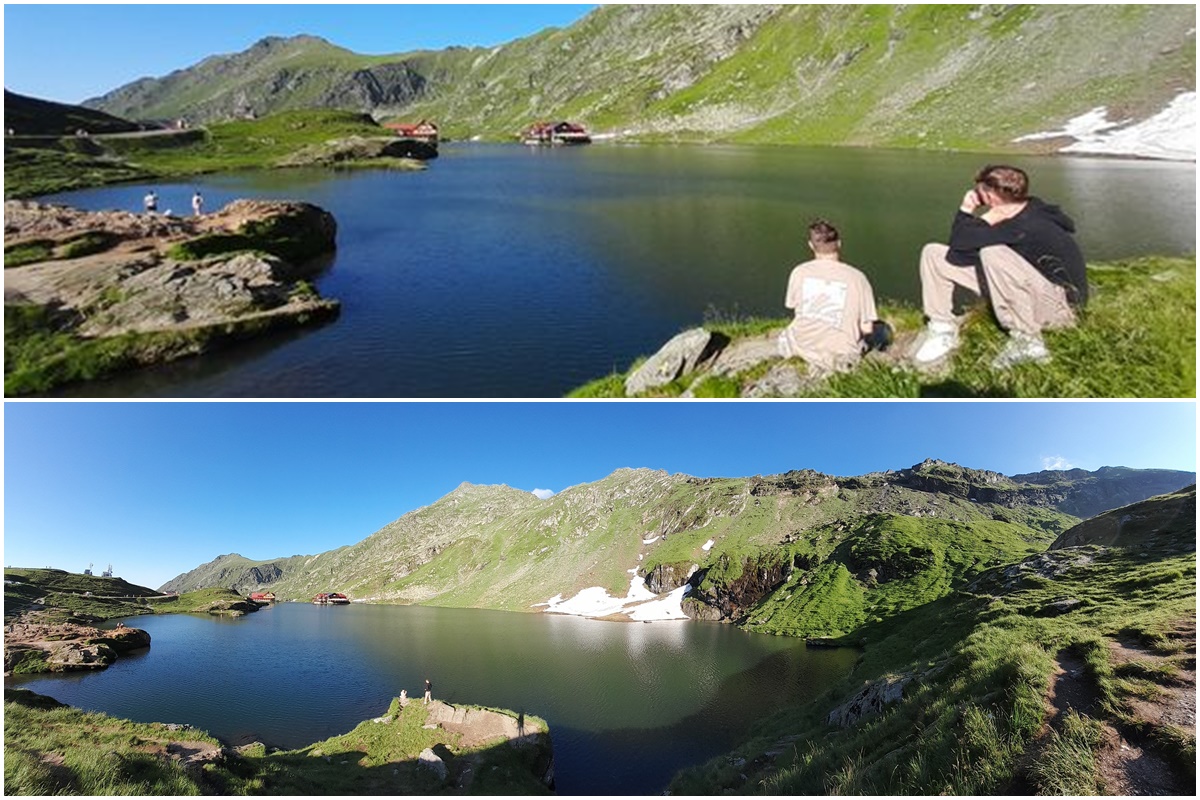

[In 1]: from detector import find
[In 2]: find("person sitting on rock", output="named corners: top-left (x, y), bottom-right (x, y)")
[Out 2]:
top-left (910, 164), bottom-right (1087, 369)
top-left (778, 219), bottom-right (884, 373)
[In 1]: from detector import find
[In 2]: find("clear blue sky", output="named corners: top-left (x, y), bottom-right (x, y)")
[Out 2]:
top-left (4, 401), bottom-right (1195, 590)
top-left (3, 4), bottom-right (598, 104)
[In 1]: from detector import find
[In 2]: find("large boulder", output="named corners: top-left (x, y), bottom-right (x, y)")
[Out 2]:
top-left (625, 328), bottom-right (724, 395)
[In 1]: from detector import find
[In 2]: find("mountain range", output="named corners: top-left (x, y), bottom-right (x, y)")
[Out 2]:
top-left (84, 4), bottom-right (1196, 150)
top-left (162, 460), bottom-right (1195, 637)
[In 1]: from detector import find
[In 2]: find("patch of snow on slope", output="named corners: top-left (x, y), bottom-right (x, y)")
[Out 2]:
top-left (1015, 92), bottom-right (1195, 162)
top-left (624, 584), bottom-right (691, 621)
top-left (542, 576), bottom-right (682, 620)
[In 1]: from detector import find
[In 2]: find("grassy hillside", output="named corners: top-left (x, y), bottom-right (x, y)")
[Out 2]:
top-left (570, 256), bottom-right (1197, 399)
top-left (3, 691), bottom-right (552, 795)
top-left (3, 109), bottom-right (419, 199)
top-left (85, 6), bottom-right (1195, 152)
top-left (670, 487), bottom-right (1197, 794)
top-left (4, 90), bottom-right (141, 136)
top-left (160, 464), bottom-right (1193, 623)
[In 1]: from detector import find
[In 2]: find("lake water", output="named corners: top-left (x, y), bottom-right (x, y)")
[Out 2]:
top-left (42, 144), bottom-right (1195, 397)
top-left (6, 603), bottom-right (859, 794)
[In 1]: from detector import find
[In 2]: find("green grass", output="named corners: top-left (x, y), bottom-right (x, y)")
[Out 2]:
top-left (572, 256), bottom-right (1196, 398)
top-left (4, 690), bottom-right (552, 795)
top-left (4, 110), bottom-right (411, 198)
top-left (4, 239), bottom-right (54, 268)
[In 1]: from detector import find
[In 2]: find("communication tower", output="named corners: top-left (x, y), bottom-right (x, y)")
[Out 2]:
top-left (102, 564), bottom-right (114, 578)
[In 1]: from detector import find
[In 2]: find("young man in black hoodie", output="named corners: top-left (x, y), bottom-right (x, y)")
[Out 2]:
top-left (911, 165), bottom-right (1087, 369)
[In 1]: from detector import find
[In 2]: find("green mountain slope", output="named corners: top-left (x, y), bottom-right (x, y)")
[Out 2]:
top-left (3, 90), bottom-right (141, 136)
top-left (85, 5), bottom-right (1195, 150)
top-left (670, 485), bottom-right (1197, 795)
top-left (160, 463), bottom-right (1194, 623)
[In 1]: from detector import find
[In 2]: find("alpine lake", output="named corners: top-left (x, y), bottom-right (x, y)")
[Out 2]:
top-left (8, 602), bottom-right (859, 794)
top-left (40, 143), bottom-right (1196, 398)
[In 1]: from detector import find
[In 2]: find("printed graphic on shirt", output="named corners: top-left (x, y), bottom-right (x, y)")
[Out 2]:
top-left (800, 277), bottom-right (849, 328)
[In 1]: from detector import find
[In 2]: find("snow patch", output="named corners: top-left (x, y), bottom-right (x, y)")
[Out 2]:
top-left (1015, 92), bottom-right (1195, 162)
top-left (624, 584), bottom-right (692, 622)
top-left (642, 536), bottom-right (660, 544)
top-left (702, 539), bottom-right (716, 551)
top-left (542, 577), bottom-right (688, 622)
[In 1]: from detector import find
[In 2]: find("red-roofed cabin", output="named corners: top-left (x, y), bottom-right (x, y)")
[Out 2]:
top-left (522, 121), bottom-right (591, 146)
top-left (384, 120), bottom-right (439, 144)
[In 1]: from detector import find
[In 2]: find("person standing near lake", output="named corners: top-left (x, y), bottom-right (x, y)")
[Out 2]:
top-left (911, 164), bottom-right (1087, 369)
top-left (143, 190), bottom-right (158, 214)
top-left (191, 191), bottom-right (204, 217)
top-left (778, 219), bottom-right (882, 373)
top-left (424, 678), bottom-right (432, 704)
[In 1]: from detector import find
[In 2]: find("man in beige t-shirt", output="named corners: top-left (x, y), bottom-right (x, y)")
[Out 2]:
top-left (778, 219), bottom-right (879, 372)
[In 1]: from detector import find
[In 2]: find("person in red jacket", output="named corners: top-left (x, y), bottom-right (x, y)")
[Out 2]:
top-left (912, 165), bottom-right (1087, 369)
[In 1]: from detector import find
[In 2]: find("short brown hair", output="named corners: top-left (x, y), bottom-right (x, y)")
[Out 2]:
top-left (975, 165), bottom-right (1029, 203)
top-left (808, 219), bottom-right (841, 252)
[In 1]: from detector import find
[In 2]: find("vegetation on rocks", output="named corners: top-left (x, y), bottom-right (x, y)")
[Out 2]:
top-left (3, 691), bottom-right (552, 795)
top-left (669, 486), bottom-right (1197, 795)
top-left (570, 256), bottom-right (1197, 399)
top-left (80, 6), bottom-right (1194, 156)
top-left (3, 105), bottom-right (427, 199)
top-left (4, 199), bottom-right (340, 396)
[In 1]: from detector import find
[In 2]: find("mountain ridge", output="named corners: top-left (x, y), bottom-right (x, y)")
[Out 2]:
top-left (160, 462), bottom-right (1195, 626)
top-left (83, 4), bottom-right (1196, 153)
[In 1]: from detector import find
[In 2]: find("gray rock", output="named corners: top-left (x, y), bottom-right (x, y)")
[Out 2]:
top-left (625, 328), bottom-right (718, 395)
top-left (418, 748), bottom-right (448, 781)
top-left (708, 335), bottom-right (781, 377)
top-left (743, 363), bottom-right (809, 398)
top-left (827, 674), bottom-right (913, 728)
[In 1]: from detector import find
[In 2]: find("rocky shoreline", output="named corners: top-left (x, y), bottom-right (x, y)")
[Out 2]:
top-left (4, 617), bottom-right (151, 675)
top-left (4, 198), bottom-right (341, 394)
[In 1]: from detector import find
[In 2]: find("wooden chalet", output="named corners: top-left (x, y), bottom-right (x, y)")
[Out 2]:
top-left (383, 120), bottom-right (439, 144)
top-left (522, 121), bottom-right (592, 146)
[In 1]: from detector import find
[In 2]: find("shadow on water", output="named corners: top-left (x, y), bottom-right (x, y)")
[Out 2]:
top-left (553, 646), bottom-right (859, 796)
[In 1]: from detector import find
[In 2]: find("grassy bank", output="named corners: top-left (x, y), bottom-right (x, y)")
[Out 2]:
top-left (570, 256), bottom-right (1196, 398)
top-left (4, 110), bottom-right (423, 199)
top-left (3, 567), bottom-right (254, 623)
top-left (670, 490), bottom-right (1197, 794)
top-left (3, 693), bottom-right (552, 795)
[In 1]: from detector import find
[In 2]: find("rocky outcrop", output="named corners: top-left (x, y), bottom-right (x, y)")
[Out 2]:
top-left (644, 562), bottom-right (697, 594)
top-left (827, 673), bottom-right (913, 728)
top-left (419, 701), bottom-right (554, 789)
top-left (686, 554), bottom-right (791, 623)
top-left (275, 135), bottom-right (435, 167)
top-left (624, 328), bottom-right (726, 395)
top-left (3, 621), bottom-right (150, 675)
top-left (4, 199), bottom-right (341, 394)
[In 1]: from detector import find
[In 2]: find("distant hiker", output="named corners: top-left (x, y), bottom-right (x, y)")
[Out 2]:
top-left (191, 191), bottom-right (204, 216)
top-left (399, 689), bottom-right (408, 706)
top-left (518, 711), bottom-right (526, 737)
top-left (777, 219), bottom-right (886, 373)
top-left (424, 679), bottom-right (432, 704)
top-left (143, 190), bottom-right (158, 213)
top-left (911, 164), bottom-right (1087, 369)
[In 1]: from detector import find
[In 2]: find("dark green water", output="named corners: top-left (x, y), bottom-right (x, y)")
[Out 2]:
top-left (42, 144), bottom-right (1194, 397)
top-left (6, 603), bottom-right (859, 794)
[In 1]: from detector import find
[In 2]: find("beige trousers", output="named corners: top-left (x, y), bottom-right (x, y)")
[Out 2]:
top-left (920, 243), bottom-right (1075, 335)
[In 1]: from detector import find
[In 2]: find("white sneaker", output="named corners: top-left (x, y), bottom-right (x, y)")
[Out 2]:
top-left (912, 321), bottom-right (959, 364)
top-left (992, 332), bottom-right (1051, 370)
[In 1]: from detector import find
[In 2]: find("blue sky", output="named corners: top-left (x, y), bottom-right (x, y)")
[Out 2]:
top-left (3, 4), bottom-right (598, 104)
top-left (4, 401), bottom-right (1195, 589)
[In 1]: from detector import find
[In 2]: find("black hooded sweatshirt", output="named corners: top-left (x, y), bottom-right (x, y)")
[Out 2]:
top-left (946, 197), bottom-right (1088, 307)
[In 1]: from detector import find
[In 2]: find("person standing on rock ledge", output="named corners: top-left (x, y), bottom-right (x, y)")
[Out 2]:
top-left (778, 219), bottom-right (885, 373)
top-left (143, 190), bottom-right (158, 214)
top-left (424, 678), bottom-right (432, 704)
top-left (191, 191), bottom-right (204, 217)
